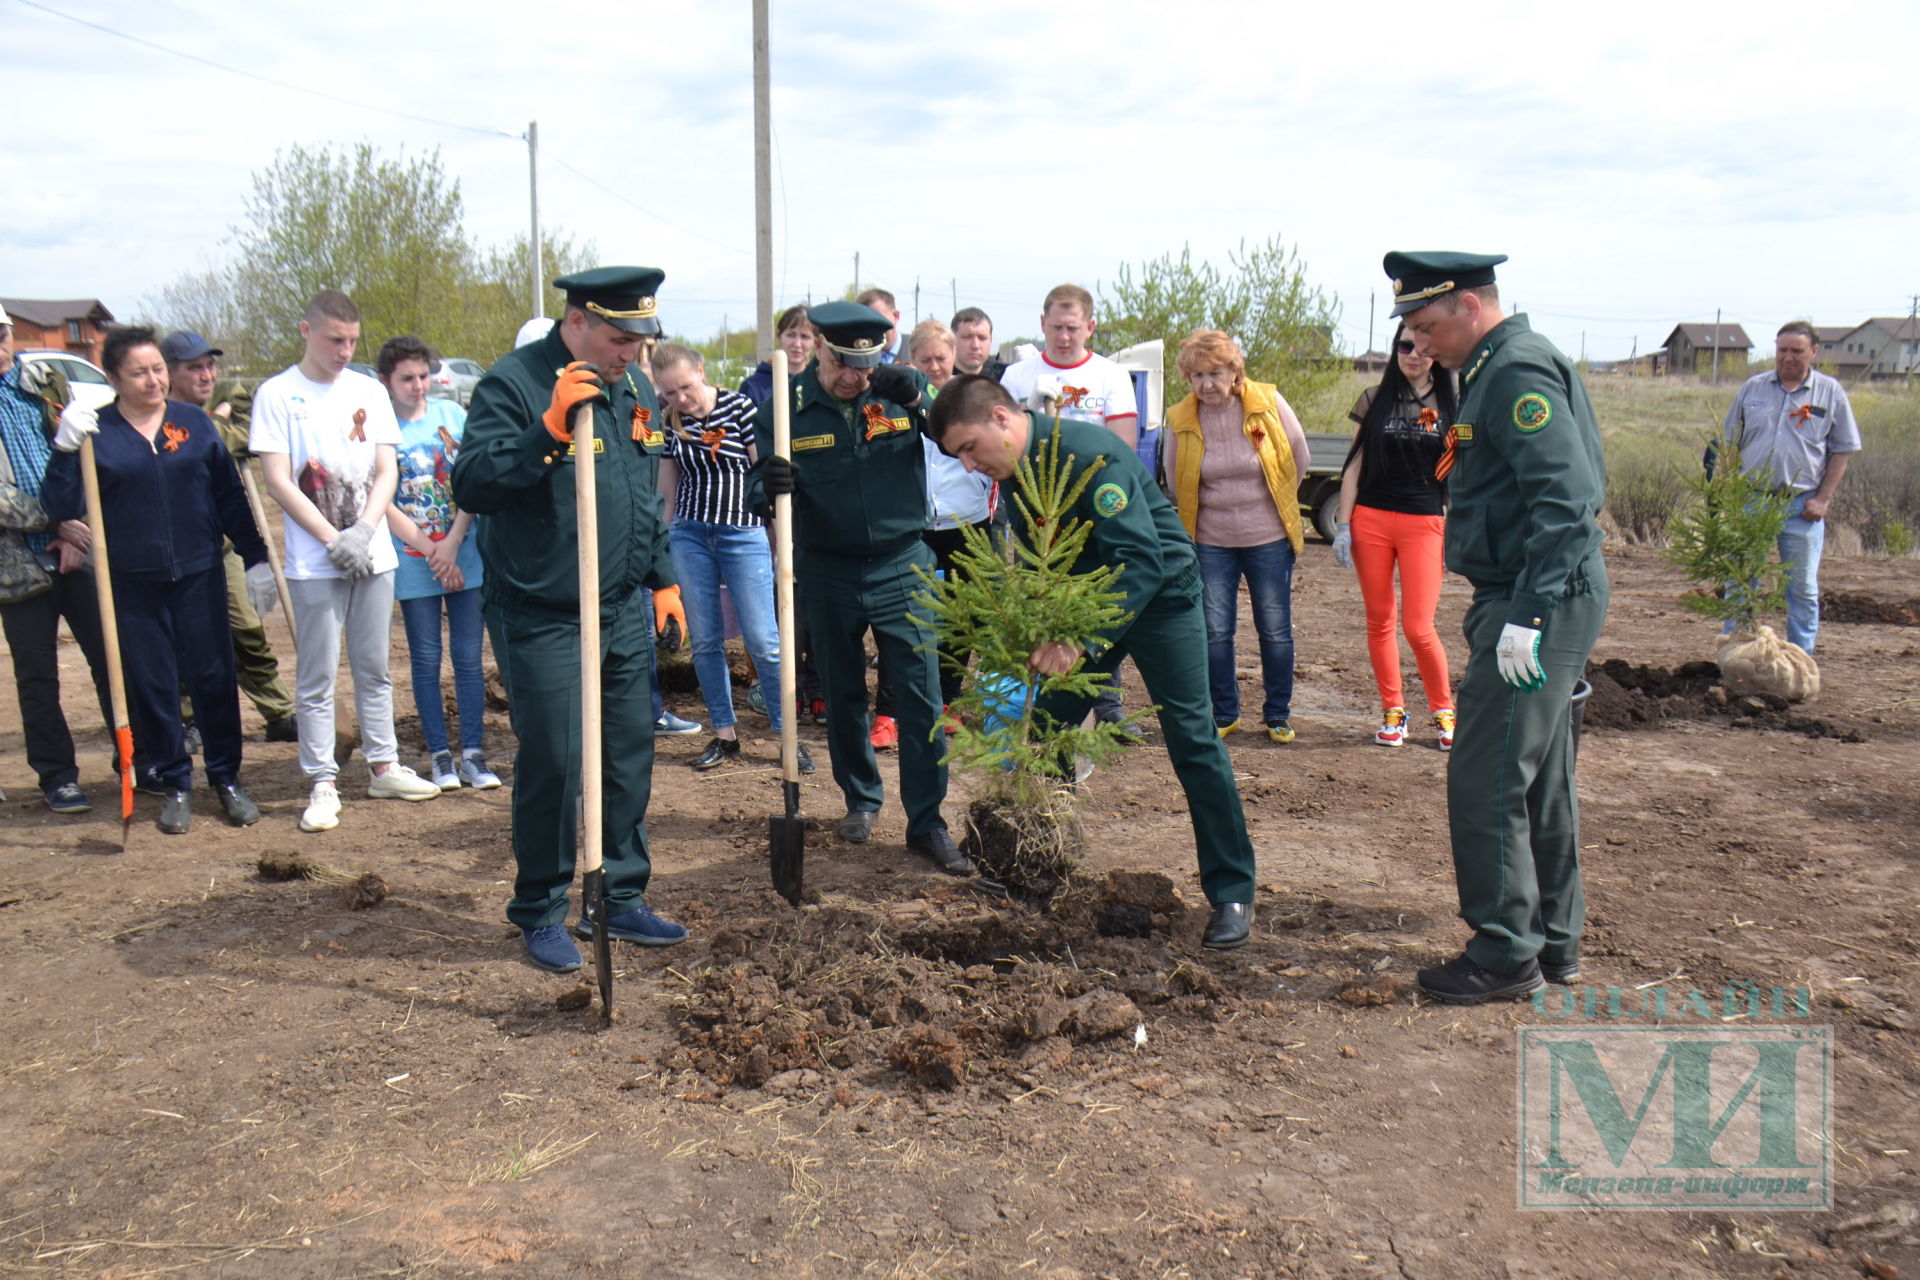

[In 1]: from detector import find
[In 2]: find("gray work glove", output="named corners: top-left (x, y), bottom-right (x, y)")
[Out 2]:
top-left (1332, 526), bottom-right (1353, 570)
top-left (325, 518), bottom-right (378, 580)
top-left (245, 562), bottom-right (278, 616)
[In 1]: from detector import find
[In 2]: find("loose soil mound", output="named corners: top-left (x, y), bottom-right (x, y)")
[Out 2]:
top-left (1584, 657), bottom-right (1865, 741)
top-left (1824, 589), bottom-right (1920, 626)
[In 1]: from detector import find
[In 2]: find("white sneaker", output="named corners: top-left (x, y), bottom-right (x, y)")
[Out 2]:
top-left (1374, 707), bottom-right (1408, 747)
top-left (429, 751), bottom-right (461, 791)
top-left (299, 780), bottom-right (342, 832)
top-left (368, 763), bottom-right (441, 802)
top-left (459, 750), bottom-right (502, 790)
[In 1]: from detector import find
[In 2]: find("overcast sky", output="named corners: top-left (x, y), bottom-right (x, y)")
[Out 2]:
top-left (5, 0), bottom-right (1916, 367)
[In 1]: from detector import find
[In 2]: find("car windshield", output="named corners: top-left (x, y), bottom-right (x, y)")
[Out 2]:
top-left (51, 358), bottom-right (108, 384)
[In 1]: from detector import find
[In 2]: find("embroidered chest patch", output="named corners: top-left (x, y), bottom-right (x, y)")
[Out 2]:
top-left (1513, 394), bottom-right (1552, 433)
top-left (1094, 483), bottom-right (1128, 517)
top-left (791, 433), bottom-right (836, 452)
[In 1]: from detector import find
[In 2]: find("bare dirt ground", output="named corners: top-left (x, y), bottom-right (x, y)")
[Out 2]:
top-left (1, 543), bottom-right (1916, 1279)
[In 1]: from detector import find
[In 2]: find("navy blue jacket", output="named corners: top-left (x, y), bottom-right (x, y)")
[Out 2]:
top-left (737, 361), bottom-right (774, 407)
top-left (44, 400), bottom-right (267, 581)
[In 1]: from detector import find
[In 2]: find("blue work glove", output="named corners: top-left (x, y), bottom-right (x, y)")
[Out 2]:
top-left (1495, 623), bottom-right (1546, 691)
top-left (1332, 526), bottom-right (1353, 569)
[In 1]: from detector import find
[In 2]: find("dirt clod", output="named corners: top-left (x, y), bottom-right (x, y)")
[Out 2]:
top-left (1337, 974), bottom-right (1403, 1007)
top-left (555, 986), bottom-right (592, 1011)
top-left (1097, 903), bottom-right (1154, 937)
top-left (343, 872), bottom-right (387, 909)
top-left (890, 1023), bottom-right (966, 1089)
top-left (1063, 989), bottom-right (1142, 1042)
top-left (255, 852), bottom-right (319, 881)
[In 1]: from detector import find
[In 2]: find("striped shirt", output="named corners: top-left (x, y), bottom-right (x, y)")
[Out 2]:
top-left (0, 365), bottom-right (54, 552)
top-left (664, 386), bottom-right (763, 527)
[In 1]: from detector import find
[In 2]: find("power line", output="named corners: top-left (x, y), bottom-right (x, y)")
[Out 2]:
top-left (539, 150), bottom-right (748, 257)
top-left (16, 0), bottom-right (520, 140)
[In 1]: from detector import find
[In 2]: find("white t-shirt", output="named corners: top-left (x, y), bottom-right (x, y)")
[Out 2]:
top-left (250, 366), bottom-right (402, 579)
top-left (999, 351), bottom-right (1140, 429)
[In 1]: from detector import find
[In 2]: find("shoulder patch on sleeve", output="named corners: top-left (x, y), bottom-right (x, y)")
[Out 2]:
top-left (1093, 482), bottom-right (1128, 517)
top-left (1513, 393), bottom-right (1553, 433)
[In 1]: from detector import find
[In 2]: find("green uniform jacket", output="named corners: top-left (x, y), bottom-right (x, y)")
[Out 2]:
top-left (206, 379), bottom-right (254, 460)
top-left (1445, 316), bottom-right (1606, 630)
top-left (749, 362), bottom-right (931, 564)
top-left (451, 330), bottom-right (675, 618)
top-left (1017, 414), bottom-right (1196, 654)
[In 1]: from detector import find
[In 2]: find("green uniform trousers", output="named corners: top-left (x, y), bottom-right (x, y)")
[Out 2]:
top-left (180, 546), bottom-right (293, 723)
top-left (1034, 564), bottom-right (1258, 906)
top-left (485, 591), bottom-right (658, 930)
top-left (1449, 553), bottom-right (1609, 973)
top-left (800, 541), bottom-right (948, 838)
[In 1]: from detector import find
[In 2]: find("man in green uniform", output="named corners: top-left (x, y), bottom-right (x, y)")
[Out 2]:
top-left (159, 331), bottom-right (298, 744)
top-left (1388, 251), bottom-right (1609, 1003)
top-left (753, 301), bottom-right (970, 874)
top-left (452, 268), bottom-right (689, 972)
top-left (925, 375), bottom-right (1261, 948)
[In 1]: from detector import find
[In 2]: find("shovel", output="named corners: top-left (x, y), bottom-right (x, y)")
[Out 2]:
top-left (571, 399), bottom-right (614, 1020)
top-left (768, 350), bottom-right (805, 907)
top-left (77, 437), bottom-right (135, 846)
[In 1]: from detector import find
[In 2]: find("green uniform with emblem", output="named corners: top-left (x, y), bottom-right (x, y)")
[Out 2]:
top-left (452, 270), bottom-right (677, 931)
top-left (751, 316), bottom-right (950, 840)
top-left (1022, 413), bottom-right (1259, 906)
top-left (1390, 252), bottom-right (1609, 980)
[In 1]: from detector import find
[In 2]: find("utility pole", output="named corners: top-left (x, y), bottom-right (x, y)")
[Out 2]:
top-left (527, 120), bottom-right (542, 319)
top-left (853, 252), bottom-right (860, 299)
top-left (913, 279), bottom-right (920, 327)
top-left (722, 313), bottom-right (729, 366)
top-left (1908, 293), bottom-right (1918, 385)
top-left (951, 278), bottom-right (957, 315)
top-left (1580, 331), bottom-right (1586, 366)
top-left (1711, 308), bottom-right (1722, 385)
top-left (1629, 336), bottom-right (1638, 377)
top-left (1367, 291), bottom-right (1375, 359)
top-left (752, 0), bottom-right (774, 361)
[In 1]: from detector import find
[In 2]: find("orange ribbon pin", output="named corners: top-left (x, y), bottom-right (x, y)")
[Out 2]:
top-left (1790, 404), bottom-right (1815, 426)
top-left (1419, 407), bottom-right (1440, 431)
top-left (160, 421), bottom-right (188, 453)
top-left (349, 408), bottom-right (367, 442)
top-left (863, 403), bottom-right (890, 439)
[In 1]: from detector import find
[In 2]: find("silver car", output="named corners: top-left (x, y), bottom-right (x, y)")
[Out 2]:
top-left (429, 358), bottom-right (484, 406)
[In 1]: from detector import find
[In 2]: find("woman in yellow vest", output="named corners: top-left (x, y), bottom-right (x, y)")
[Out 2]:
top-left (1163, 330), bottom-right (1309, 742)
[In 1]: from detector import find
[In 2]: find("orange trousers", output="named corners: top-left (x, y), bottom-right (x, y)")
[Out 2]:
top-left (1350, 504), bottom-right (1452, 713)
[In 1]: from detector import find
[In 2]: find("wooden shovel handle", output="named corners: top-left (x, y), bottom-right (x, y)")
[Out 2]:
top-left (573, 400), bottom-right (603, 878)
top-left (771, 352), bottom-right (799, 784)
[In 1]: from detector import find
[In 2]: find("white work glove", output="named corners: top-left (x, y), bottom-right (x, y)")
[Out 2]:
top-left (53, 403), bottom-right (99, 453)
top-left (1332, 526), bottom-right (1353, 569)
top-left (1495, 623), bottom-right (1546, 691)
top-left (325, 518), bottom-right (378, 580)
top-left (1028, 374), bottom-right (1065, 413)
top-left (245, 562), bottom-right (278, 617)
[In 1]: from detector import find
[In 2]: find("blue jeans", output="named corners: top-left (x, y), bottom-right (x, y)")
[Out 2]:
top-left (1723, 493), bottom-right (1826, 653)
top-left (1198, 540), bottom-right (1295, 727)
top-left (669, 518), bottom-right (782, 732)
top-left (398, 587), bottom-right (485, 754)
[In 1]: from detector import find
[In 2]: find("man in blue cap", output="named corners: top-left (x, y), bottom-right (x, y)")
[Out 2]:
top-left (453, 267), bottom-right (690, 973)
top-left (1388, 251), bottom-right (1608, 1003)
top-left (751, 300), bottom-right (970, 875)
top-left (160, 331), bottom-right (298, 746)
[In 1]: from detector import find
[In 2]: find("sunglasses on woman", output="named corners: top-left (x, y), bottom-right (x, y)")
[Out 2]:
top-left (1396, 339), bottom-right (1417, 354)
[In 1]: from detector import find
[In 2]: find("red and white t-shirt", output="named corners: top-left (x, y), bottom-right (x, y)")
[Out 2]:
top-left (999, 352), bottom-right (1138, 430)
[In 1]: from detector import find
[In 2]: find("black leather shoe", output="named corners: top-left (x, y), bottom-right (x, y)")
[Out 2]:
top-left (691, 737), bottom-right (740, 771)
top-left (1417, 953), bottom-right (1545, 1004)
top-left (215, 781), bottom-right (261, 827)
top-left (1202, 902), bottom-right (1252, 949)
top-left (264, 716), bottom-right (299, 743)
top-left (837, 810), bottom-right (876, 844)
top-left (158, 789), bottom-right (192, 835)
top-left (906, 829), bottom-right (975, 876)
top-left (1540, 957), bottom-right (1582, 985)
top-left (796, 741), bottom-right (816, 775)
top-left (135, 768), bottom-right (170, 796)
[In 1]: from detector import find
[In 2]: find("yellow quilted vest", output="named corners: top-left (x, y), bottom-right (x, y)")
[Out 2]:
top-left (1166, 380), bottom-right (1304, 552)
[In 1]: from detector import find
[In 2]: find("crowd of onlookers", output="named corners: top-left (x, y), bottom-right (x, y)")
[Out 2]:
top-left (0, 283), bottom-right (1467, 835)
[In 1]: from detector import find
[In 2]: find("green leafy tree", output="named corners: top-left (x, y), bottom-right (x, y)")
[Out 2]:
top-left (230, 143), bottom-right (470, 370)
top-left (1096, 234), bottom-right (1343, 407)
top-left (912, 421), bottom-right (1147, 898)
top-left (462, 229), bottom-right (599, 363)
top-left (1665, 435), bottom-right (1792, 633)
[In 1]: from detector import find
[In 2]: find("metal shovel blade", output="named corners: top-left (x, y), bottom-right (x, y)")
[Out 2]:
top-left (583, 866), bottom-right (613, 1021)
top-left (770, 780), bottom-right (805, 907)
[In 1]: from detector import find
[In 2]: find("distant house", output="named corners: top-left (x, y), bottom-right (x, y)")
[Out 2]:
top-left (1350, 349), bottom-right (1391, 375)
top-left (0, 297), bottom-right (115, 364)
top-left (1658, 323), bottom-right (1752, 378)
top-left (1834, 316), bottom-right (1920, 378)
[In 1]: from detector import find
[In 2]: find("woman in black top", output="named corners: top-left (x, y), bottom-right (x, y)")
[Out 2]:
top-left (652, 343), bottom-right (813, 774)
top-left (1335, 323), bottom-right (1457, 750)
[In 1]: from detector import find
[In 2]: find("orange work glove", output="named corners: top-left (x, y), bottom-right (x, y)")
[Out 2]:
top-left (653, 586), bottom-right (686, 652)
top-left (542, 362), bottom-right (606, 442)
